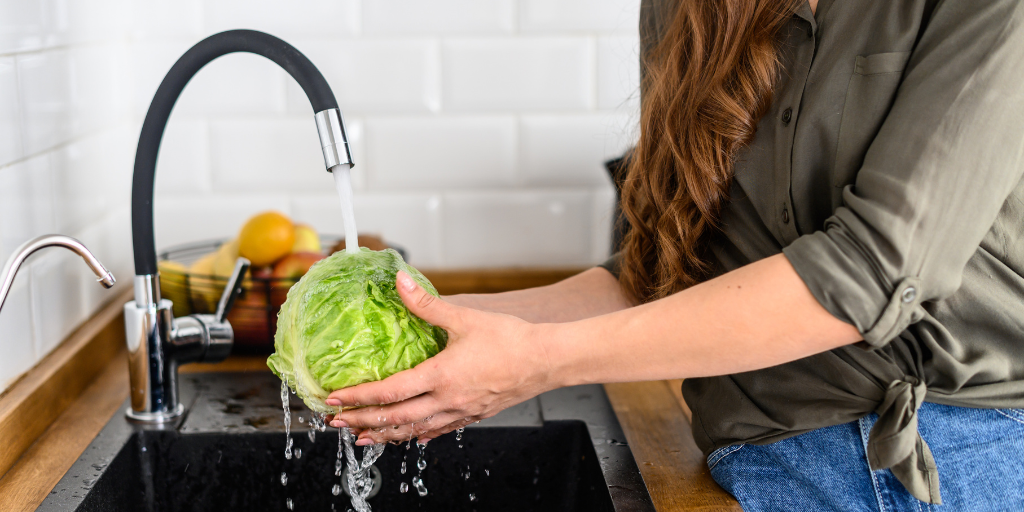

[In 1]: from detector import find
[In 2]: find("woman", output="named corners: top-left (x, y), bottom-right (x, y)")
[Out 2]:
top-left (327, 0), bottom-right (1024, 509)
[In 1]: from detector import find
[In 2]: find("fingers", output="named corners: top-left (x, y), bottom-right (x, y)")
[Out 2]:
top-left (333, 394), bottom-right (442, 430)
top-left (354, 412), bottom-right (464, 445)
top-left (396, 271), bottom-right (462, 331)
top-left (326, 366), bottom-right (433, 408)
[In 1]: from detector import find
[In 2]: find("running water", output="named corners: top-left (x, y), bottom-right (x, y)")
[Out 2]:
top-left (332, 164), bottom-right (359, 253)
top-left (340, 428), bottom-right (385, 512)
top-left (281, 381), bottom-right (294, 460)
top-left (412, 442), bottom-right (428, 496)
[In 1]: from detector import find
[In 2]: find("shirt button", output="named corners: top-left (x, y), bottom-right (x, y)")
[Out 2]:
top-left (782, 208), bottom-right (790, 224)
top-left (901, 287), bottom-right (917, 303)
top-left (782, 108), bottom-right (793, 125)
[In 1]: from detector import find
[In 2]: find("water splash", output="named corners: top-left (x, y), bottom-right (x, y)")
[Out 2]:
top-left (412, 441), bottom-right (428, 497)
top-left (341, 428), bottom-right (385, 512)
top-left (335, 429), bottom-right (344, 476)
top-left (281, 381), bottom-right (293, 460)
top-left (411, 475), bottom-right (428, 497)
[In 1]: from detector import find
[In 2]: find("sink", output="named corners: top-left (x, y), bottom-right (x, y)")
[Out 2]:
top-left (41, 373), bottom-right (654, 511)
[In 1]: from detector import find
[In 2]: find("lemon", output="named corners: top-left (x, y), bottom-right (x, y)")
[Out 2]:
top-left (238, 211), bottom-right (296, 267)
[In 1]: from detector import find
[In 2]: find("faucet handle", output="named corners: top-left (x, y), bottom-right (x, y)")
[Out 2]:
top-left (215, 257), bottom-right (251, 323)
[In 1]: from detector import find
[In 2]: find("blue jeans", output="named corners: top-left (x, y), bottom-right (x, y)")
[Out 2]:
top-left (708, 402), bottom-right (1024, 511)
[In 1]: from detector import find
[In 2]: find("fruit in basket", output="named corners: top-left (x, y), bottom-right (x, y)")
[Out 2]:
top-left (212, 238), bottom-right (241, 278)
top-left (238, 211), bottom-right (296, 267)
top-left (267, 248), bottom-right (446, 414)
top-left (190, 252), bottom-right (217, 276)
top-left (272, 252), bottom-right (325, 279)
top-left (291, 223), bottom-right (321, 254)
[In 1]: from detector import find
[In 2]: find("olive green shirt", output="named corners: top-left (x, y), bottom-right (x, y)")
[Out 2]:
top-left (605, 0), bottom-right (1024, 504)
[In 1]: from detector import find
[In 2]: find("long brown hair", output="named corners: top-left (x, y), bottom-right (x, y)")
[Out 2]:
top-left (618, 0), bottom-right (799, 303)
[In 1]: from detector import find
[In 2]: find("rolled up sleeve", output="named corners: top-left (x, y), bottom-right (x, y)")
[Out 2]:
top-left (783, 0), bottom-right (1024, 348)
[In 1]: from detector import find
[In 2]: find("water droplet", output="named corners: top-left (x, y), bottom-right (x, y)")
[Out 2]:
top-left (455, 427), bottom-right (464, 441)
top-left (469, 493), bottom-right (477, 502)
top-left (463, 466), bottom-right (471, 480)
top-left (141, 446), bottom-right (147, 452)
top-left (335, 459), bottom-right (343, 477)
top-left (286, 498), bottom-right (294, 510)
top-left (416, 458), bottom-right (427, 471)
top-left (298, 416), bottom-right (304, 423)
top-left (399, 482), bottom-right (409, 493)
top-left (412, 476), bottom-right (428, 496)
top-left (308, 429), bottom-right (316, 443)
top-left (484, 469), bottom-right (490, 476)
top-left (294, 448), bottom-right (302, 459)
top-left (400, 460), bottom-right (407, 474)
top-left (280, 472), bottom-right (288, 486)
top-left (332, 484), bottom-right (342, 496)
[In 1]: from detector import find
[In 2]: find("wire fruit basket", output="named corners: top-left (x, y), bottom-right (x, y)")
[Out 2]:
top-left (158, 236), bottom-right (403, 354)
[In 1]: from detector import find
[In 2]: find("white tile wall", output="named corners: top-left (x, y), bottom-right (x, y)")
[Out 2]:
top-left (442, 37), bottom-right (593, 111)
top-left (0, 0), bottom-right (641, 393)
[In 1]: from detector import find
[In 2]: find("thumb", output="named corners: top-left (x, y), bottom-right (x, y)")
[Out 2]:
top-left (396, 270), bottom-right (461, 331)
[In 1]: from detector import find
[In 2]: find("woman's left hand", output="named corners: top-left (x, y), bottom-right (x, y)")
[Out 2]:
top-left (326, 270), bottom-right (558, 446)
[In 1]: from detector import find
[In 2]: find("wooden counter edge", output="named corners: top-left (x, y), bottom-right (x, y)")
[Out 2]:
top-left (604, 381), bottom-right (741, 511)
top-left (0, 288), bottom-right (132, 480)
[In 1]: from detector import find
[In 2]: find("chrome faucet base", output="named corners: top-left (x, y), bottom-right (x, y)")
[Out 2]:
top-left (125, 404), bottom-right (185, 423)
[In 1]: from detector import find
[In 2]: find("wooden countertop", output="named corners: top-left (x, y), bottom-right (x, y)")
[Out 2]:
top-left (0, 270), bottom-right (740, 511)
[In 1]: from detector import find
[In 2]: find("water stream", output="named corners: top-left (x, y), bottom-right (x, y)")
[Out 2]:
top-left (331, 164), bottom-right (359, 254)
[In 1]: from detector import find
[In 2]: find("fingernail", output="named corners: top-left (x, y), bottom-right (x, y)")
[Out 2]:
top-left (330, 419), bottom-right (348, 428)
top-left (325, 399), bottom-right (342, 406)
top-left (355, 438), bottom-right (373, 446)
top-left (397, 272), bottom-right (415, 291)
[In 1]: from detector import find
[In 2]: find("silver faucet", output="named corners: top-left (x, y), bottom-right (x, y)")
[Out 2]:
top-left (0, 234), bottom-right (116, 312)
top-left (124, 258), bottom-right (249, 422)
top-left (124, 30), bottom-right (351, 422)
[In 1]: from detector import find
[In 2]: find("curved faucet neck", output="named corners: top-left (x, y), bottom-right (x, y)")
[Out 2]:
top-left (0, 235), bottom-right (115, 313)
top-left (131, 29), bottom-right (349, 280)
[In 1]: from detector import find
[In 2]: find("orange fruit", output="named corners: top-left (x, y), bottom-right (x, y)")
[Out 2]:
top-left (238, 211), bottom-right (296, 267)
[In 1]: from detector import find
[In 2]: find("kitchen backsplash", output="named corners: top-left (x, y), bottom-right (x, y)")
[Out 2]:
top-left (0, 0), bottom-right (639, 392)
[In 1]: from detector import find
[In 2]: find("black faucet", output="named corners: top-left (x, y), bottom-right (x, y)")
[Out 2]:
top-left (125, 30), bottom-right (354, 422)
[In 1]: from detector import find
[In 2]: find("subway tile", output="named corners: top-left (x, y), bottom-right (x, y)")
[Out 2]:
top-left (285, 39), bottom-right (440, 114)
top-left (443, 37), bottom-right (593, 111)
top-left (73, 208), bottom-right (131, 314)
top-left (362, 0), bottom-right (515, 35)
top-left (153, 194), bottom-right (291, 250)
top-left (52, 127), bottom-right (134, 235)
top-left (519, 0), bottom-right (641, 33)
top-left (590, 184), bottom-right (617, 262)
top-left (441, 190), bottom-right (592, 268)
top-left (60, 0), bottom-right (132, 45)
top-left (519, 114), bottom-right (633, 187)
top-left (0, 0), bottom-right (48, 53)
top-left (17, 50), bottom-right (73, 155)
top-left (31, 250), bottom-right (87, 356)
top-left (364, 116), bottom-right (516, 190)
top-left (202, 0), bottom-right (360, 38)
top-left (597, 35), bottom-right (640, 111)
top-left (69, 44), bottom-right (130, 139)
top-left (0, 58), bottom-right (21, 167)
top-left (0, 278), bottom-right (35, 393)
top-left (209, 116), bottom-right (356, 193)
top-left (290, 192), bottom-right (442, 267)
top-left (154, 118), bottom-right (212, 195)
top-left (127, 0), bottom-right (203, 39)
top-left (130, 41), bottom-right (287, 116)
top-left (0, 154), bottom-right (55, 265)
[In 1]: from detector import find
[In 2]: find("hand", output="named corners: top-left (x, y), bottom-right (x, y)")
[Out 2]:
top-left (325, 271), bottom-right (558, 445)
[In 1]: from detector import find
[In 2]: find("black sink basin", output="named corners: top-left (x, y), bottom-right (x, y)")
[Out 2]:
top-left (41, 373), bottom-right (653, 511)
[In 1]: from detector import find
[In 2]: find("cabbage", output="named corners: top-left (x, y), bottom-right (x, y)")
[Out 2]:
top-left (267, 248), bottom-right (447, 414)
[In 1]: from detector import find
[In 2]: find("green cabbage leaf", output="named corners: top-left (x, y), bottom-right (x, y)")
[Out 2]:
top-left (267, 248), bottom-right (447, 413)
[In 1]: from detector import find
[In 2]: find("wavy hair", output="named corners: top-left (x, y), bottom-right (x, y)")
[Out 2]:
top-left (618, 0), bottom-right (799, 303)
